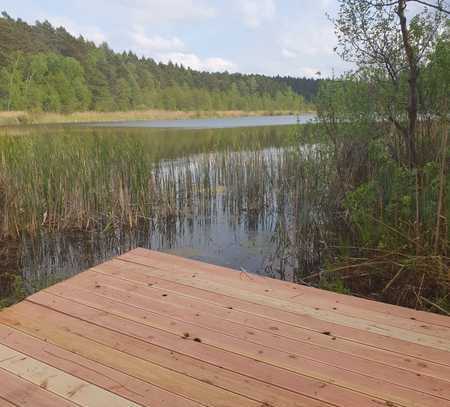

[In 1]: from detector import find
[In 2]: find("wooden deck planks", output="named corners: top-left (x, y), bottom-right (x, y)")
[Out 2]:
top-left (42, 272), bottom-right (450, 400)
top-left (0, 368), bottom-right (77, 407)
top-left (0, 343), bottom-right (142, 407)
top-left (0, 307), bottom-right (264, 407)
top-left (86, 264), bottom-right (450, 381)
top-left (123, 248), bottom-right (450, 329)
top-left (26, 291), bottom-right (450, 407)
top-left (0, 324), bottom-right (204, 407)
top-left (59, 269), bottom-right (450, 381)
top-left (94, 258), bottom-right (450, 365)
top-left (0, 248), bottom-right (449, 407)
top-left (0, 396), bottom-right (17, 407)
top-left (1, 302), bottom-right (328, 407)
top-left (2, 301), bottom-right (381, 407)
top-left (97, 259), bottom-right (450, 341)
top-left (117, 253), bottom-right (450, 350)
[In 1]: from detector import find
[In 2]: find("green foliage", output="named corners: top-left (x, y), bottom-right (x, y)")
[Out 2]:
top-left (344, 157), bottom-right (420, 248)
top-left (314, 2), bottom-right (449, 311)
top-left (316, 77), bottom-right (382, 140)
top-left (0, 52), bottom-right (91, 112)
top-left (0, 13), bottom-right (319, 113)
top-left (420, 21), bottom-right (450, 115)
top-left (319, 273), bottom-right (351, 295)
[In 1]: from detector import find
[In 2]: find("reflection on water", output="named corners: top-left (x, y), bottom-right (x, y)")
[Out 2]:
top-left (20, 202), bottom-right (281, 293)
top-left (90, 113), bottom-right (315, 129)
top-left (1, 120), bottom-right (329, 298)
top-left (19, 148), bottom-right (294, 292)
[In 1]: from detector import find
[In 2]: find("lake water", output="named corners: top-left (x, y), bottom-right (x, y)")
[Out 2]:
top-left (89, 113), bottom-right (315, 129)
top-left (1, 115), bottom-right (329, 299)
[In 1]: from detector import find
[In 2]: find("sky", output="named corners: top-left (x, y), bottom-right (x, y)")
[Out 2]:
top-left (1, 0), bottom-right (352, 78)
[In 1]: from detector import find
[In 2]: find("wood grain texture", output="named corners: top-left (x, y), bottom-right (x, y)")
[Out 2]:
top-left (0, 368), bottom-right (77, 407)
top-left (0, 324), bottom-right (203, 407)
top-left (95, 258), bottom-right (450, 365)
top-left (38, 278), bottom-right (450, 401)
top-left (1, 302), bottom-right (383, 407)
top-left (73, 269), bottom-right (450, 382)
top-left (0, 396), bottom-right (17, 407)
top-left (0, 306), bottom-right (286, 407)
top-left (117, 253), bottom-right (450, 350)
top-left (0, 248), bottom-right (449, 407)
top-left (122, 248), bottom-right (450, 329)
top-left (26, 290), bottom-right (448, 407)
top-left (0, 344), bottom-right (141, 407)
top-left (0, 310), bottom-right (329, 407)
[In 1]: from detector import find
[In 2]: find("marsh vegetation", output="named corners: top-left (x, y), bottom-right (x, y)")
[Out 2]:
top-left (0, 124), bottom-right (311, 303)
top-left (0, 1), bottom-right (448, 314)
top-left (0, 116), bottom-right (448, 313)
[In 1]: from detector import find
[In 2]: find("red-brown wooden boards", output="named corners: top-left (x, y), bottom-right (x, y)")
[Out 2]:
top-left (0, 248), bottom-right (449, 407)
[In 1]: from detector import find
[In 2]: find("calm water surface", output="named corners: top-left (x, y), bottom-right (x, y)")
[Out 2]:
top-left (90, 113), bottom-right (315, 129)
top-left (4, 115), bottom-right (327, 296)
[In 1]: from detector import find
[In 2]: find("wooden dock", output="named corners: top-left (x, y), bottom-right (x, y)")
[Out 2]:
top-left (0, 248), bottom-right (449, 407)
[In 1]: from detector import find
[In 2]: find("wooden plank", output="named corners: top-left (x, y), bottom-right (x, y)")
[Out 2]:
top-left (0, 396), bottom-right (16, 407)
top-left (122, 248), bottom-right (450, 328)
top-left (113, 257), bottom-right (448, 351)
top-left (1, 300), bottom-right (404, 407)
top-left (0, 343), bottom-right (142, 407)
top-left (0, 321), bottom-right (323, 407)
top-left (25, 292), bottom-right (449, 407)
top-left (53, 272), bottom-right (450, 397)
top-left (130, 255), bottom-right (450, 340)
top-left (69, 269), bottom-right (450, 382)
top-left (0, 305), bottom-right (323, 407)
top-left (0, 368), bottom-right (77, 407)
top-left (118, 252), bottom-right (450, 342)
top-left (1, 248), bottom-right (448, 407)
top-left (95, 259), bottom-right (450, 365)
top-left (0, 324), bottom-right (204, 407)
top-left (113, 256), bottom-right (450, 351)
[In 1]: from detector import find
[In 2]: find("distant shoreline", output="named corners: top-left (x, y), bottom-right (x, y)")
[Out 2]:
top-left (0, 109), bottom-right (315, 127)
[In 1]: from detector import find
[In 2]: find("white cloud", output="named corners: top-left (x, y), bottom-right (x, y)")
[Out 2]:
top-left (235, 0), bottom-right (276, 28)
top-left (281, 24), bottom-right (336, 58)
top-left (281, 48), bottom-right (297, 59)
top-left (203, 57), bottom-right (236, 72)
top-left (130, 30), bottom-right (235, 72)
top-left (41, 16), bottom-right (107, 45)
top-left (159, 52), bottom-right (236, 72)
top-left (16, 0), bottom-right (351, 78)
top-left (276, 22), bottom-right (347, 77)
top-left (299, 67), bottom-right (322, 77)
top-left (131, 31), bottom-right (186, 53)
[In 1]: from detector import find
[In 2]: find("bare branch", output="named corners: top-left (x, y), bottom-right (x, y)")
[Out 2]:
top-left (366, 0), bottom-right (450, 14)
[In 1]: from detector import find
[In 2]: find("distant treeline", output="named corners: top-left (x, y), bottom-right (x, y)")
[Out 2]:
top-left (0, 12), bottom-right (320, 113)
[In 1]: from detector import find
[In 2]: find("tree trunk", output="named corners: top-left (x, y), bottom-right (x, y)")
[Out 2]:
top-left (397, 0), bottom-right (418, 168)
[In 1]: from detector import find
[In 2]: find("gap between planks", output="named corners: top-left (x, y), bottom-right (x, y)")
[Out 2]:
top-left (118, 251), bottom-right (450, 342)
top-left (96, 257), bottom-right (450, 364)
top-left (1, 301), bottom-right (391, 407)
top-left (122, 248), bottom-right (450, 329)
top-left (14, 290), bottom-right (450, 407)
top-left (43, 269), bottom-right (450, 399)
